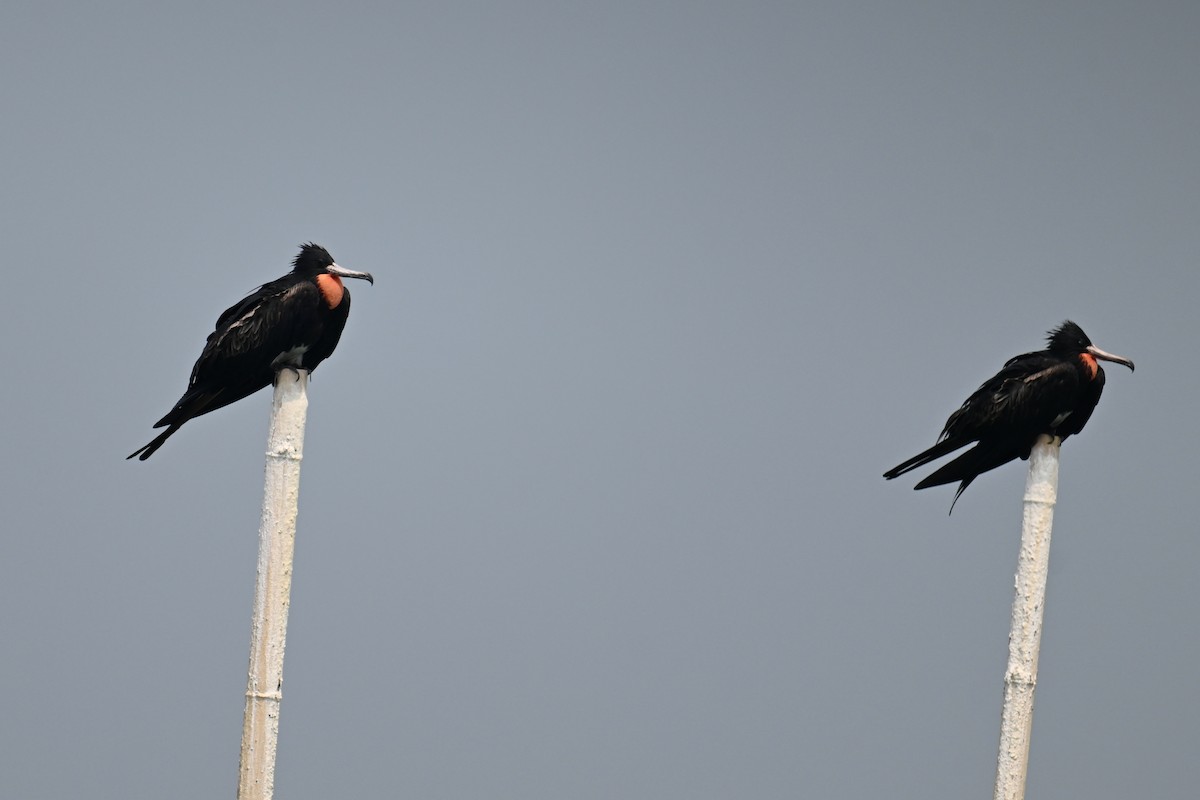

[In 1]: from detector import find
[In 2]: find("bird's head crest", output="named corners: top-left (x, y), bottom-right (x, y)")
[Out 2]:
top-left (291, 243), bottom-right (336, 274)
top-left (1046, 320), bottom-right (1092, 353)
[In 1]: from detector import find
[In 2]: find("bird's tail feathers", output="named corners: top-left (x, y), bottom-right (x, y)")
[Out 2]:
top-left (883, 437), bottom-right (970, 480)
top-left (152, 386), bottom-right (229, 429)
top-left (134, 387), bottom-right (227, 460)
top-left (913, 441), bottom-right (1019, 491)
top-left (947, 479), bottom-right (974, 515)
top-left (127, 424), bottom-right (182, 461)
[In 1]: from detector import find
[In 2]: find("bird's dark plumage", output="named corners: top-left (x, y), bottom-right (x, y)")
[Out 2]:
top-left (883, 321), bottom-right (1133, 512)
top-left (128, 243), bottom-right (373, 460)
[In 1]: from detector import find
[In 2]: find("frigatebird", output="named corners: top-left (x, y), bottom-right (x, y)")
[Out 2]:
top-left (128, 243), bottom-right (373, 460)
top-left (883, 321), bottom-right (1133, 512)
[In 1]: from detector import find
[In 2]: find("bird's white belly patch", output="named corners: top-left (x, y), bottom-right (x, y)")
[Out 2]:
top-left (272, 345), bottom-right (309, 368)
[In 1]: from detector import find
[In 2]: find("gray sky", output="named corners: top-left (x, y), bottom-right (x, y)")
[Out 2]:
top-left (2, 2), bottom-right (1196, 797)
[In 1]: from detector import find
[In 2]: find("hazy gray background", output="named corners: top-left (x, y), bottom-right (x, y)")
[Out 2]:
top-left (2, 2), bottom-right (1195, 797)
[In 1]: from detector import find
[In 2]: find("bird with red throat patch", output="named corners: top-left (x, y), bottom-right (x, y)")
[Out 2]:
top-left (884, 321), bottom-right (1134, 512)
top-left (129, 243), bottom-right (374, 460)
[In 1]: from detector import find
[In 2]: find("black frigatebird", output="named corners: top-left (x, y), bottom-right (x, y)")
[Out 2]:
top-left (128, 243), bottom-right (374, 460)
top-left (883, 321), bottom-right (1134, 512)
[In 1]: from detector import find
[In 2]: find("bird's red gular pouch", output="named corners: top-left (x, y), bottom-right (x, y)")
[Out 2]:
top-left (316, 273), bottom-right (345, 309)
top-left (1079, 353), bottom-right (1099, 380)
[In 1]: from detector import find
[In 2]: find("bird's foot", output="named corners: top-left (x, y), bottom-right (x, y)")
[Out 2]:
top-left (272, 367), bottom-right (308, 385)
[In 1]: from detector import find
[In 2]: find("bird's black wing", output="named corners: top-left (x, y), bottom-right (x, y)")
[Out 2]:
top-left (190, 280), bottom-right (321, 385)
top-left (885, 353), bottom-right (1080, 481)
top-left (940, 353), bottom-right (1081, 442)
top-left (149, 281), bottom-right (322, 429)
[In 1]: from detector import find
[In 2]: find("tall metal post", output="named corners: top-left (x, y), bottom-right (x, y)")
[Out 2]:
top-left (994, 434), bottom-right (1059, 800)
top-left (238, 369), bottom-right (308, 800)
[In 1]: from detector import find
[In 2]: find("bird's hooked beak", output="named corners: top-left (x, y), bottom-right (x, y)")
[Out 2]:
top-left (1087, 345), bottom-right (1134, 372)
top-left (327, 262), bottom-right (375, 285)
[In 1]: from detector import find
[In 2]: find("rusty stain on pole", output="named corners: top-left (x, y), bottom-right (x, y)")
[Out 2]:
top-left (239, 369), bottom-right (308, 800)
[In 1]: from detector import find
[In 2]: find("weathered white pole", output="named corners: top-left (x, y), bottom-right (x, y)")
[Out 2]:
top-left (993, 434), bottom-right (1060, 800)
top-left (238, 369), bottom-right (309, 800)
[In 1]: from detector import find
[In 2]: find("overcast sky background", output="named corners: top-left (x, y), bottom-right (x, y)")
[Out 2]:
top-left (2, 2), bottom-right (1196, 798)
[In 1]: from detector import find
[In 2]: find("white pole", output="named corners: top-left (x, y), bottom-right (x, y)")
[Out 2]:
top-left (993, 434), bottom-right (1059, 800)
top-left (238, 369), bottom-right (309, 800)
